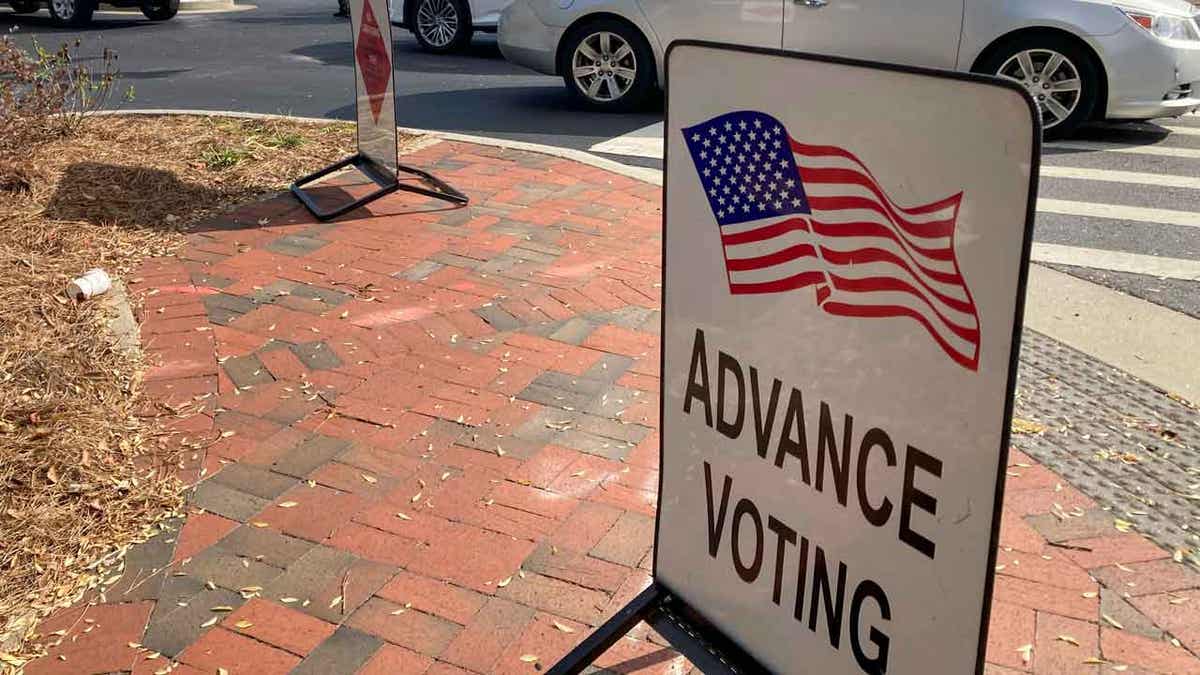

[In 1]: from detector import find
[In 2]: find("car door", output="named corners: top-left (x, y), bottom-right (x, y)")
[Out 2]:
top-left (637, 0), bottom-right (785, 50)
top-left (781, 0), bottom-right (964, 69)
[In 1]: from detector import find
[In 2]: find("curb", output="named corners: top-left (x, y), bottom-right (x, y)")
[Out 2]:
top-left (105, 109), bottom-right (664, 186)
top-left (94, 109), bottom-right (1198, 403)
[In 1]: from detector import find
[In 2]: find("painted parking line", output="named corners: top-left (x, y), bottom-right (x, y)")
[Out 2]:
top-left (1038, 165), bottom-right (1200, 190)
top-left (1048, 140), bottom-right (1200, 159)
top-left (1038, 198), bottom-right (1200, 228)
top-left (1032, 243), bottom-right (1200, 281)
top-left (588, 122), bottom-right (664, 159)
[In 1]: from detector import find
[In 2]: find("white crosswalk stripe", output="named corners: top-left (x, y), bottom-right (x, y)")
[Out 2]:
top-left (1047, 140), bottom-right (1200, 159)
top-left (1032, 244), bottom-right (1200, 281)
top-left (1038, 199), bottom-right (1200, 229)
top-left (1039, 166), bottom-right (1200, 190)
top-left (589, 116), bottom-right (1200, 288)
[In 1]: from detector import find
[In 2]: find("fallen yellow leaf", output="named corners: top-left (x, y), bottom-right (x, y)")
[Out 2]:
top-left (1011, 419), bottom-right (1046, 435)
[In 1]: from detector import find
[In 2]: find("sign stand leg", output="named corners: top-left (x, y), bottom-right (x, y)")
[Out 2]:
top-left (546, 585), bottom-right (665, 675)
top-left (547, 584), bottom-right (758, 675)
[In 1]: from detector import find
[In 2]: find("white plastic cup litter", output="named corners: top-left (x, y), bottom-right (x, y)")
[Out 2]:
top-left (67, 268), bottom-right (113, 301)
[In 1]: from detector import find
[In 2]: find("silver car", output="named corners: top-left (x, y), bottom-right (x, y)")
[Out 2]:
top-left (498, 0), bottom-right (1200, 138)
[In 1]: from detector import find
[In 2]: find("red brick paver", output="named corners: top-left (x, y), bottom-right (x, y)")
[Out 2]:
top-left (18, 139), bottom-right (1199, 675)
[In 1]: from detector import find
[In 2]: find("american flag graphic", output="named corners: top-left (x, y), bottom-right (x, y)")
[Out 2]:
top-left (682, 110), bottom-right (980, 371)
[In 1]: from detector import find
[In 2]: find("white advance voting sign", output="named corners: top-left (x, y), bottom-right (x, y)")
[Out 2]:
top-left (349, 0), bottom-right (399, 176)
top-left (656, 43), bottom-right (1038, 674)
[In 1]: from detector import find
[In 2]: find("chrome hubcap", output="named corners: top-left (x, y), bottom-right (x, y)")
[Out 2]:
top-left (416, 0), bottom-right (458, 48)
top-left (572, 31), bottom-right (637, 103)
top-left (998, 49), bottom-right (1082, 129)
top-left (51, 0), bottom-right (74, 17)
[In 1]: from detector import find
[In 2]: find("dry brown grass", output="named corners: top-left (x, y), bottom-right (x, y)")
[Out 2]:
top-left (0, 114), bottom-right (374, 664)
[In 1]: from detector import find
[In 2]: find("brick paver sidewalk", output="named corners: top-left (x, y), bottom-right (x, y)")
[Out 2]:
top-left (20, 139), bottom-right (1200, 674)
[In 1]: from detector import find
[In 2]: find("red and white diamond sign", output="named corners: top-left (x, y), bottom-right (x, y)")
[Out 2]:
top-left (355, 0), bottom-right (391, 123)
top-left (349, 0), bottom-right (398, 175)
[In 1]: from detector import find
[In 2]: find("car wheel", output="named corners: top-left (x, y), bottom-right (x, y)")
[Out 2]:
top-left (9, 0), bottom-right (40, 14)
top-left (411, 0), bottom-right (472, 54)
top-left (978, 35), bottom-right (1100, 140)
top-left (47, 0), bottom-right (93, 25)
top-left (140, 0), bottom-right (178, 20)
top-left (561, 18), bottom-right (656, 112)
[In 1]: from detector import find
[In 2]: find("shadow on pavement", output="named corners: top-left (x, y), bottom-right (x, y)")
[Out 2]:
top-left (120, 68), bottom-right (192, 80)
top-left (0, 10), bottom-right (151, 31)
top-left (327, 85), bottom-right (662, 142)
top-left (1043, 120), bottom-right (1181, 156)
top-left (43, 162), bottom-right (223, 228)
top-left (229, 13), bottom-right (348, 26)
top-left (292, 36), bottom-right (514, 77)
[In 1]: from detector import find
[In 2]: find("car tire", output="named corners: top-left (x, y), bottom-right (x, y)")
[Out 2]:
top-left (140, 0), bottom-right (178, 20)
top-left (47, 0), bottom-right (93, 25)
top-left (560, 18), bottom-right (656, 112)
top-left (976, 34), bottom-right (1100, 140)
top-left (411, 0), bottom-right (472, 54)
top-left (9, 0), bottom-right (40, 14)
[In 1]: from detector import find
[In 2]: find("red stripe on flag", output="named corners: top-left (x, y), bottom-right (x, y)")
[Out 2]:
top-left (726, 243), bottom-right (819, 272)
top-left (819, 247), bottom-right (974, 313)
top-left (821, 301), bottom-right (980, 371)
top-left (810, 219), bottom-right (958, 264)
top-left (807, 195), bottom-right (958, 240)
top-left (720, 217), bottom-right (810, 246)
top-left (800, 166), bottom-right (963, 218)
top-left (730, 271), bottom-right (827, 295)
top-left (827, 273), bottom-right (979, 343)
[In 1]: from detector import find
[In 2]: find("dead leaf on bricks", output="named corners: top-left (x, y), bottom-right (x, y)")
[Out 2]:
top-left (410, 492), bottom-right (422, 503)
top-left (1102, 614), bottom-right (1125, 630)
top-left (1011, 419), bottom-right (1046, 435)
top-left (200, 616), bottom-right (219, 628)
top-left (1056, 635), bottom-right (1080, 646)
top-left (552, 621), bottom-right (575, 633)
top-left (520, 655), bottom-right (539, 664)
top-left (1114, 519), bottom-right (1135, 533)
top-left (234, 620), bottom-right (253, 630)
top-left (497, 576), bottom-right (512, 588)
top-left (361, 474), bottom-right (378, 484)
top-left (1016, 644), bottom-right (1033, 664)
top-left (278, 501), bottom-right (299, 508)
top-left (330, 596), bottom-right (343, 609)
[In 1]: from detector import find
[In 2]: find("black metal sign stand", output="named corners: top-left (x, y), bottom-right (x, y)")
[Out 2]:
top-left (547, 584), bottom-right (767, 675)
top-left (291, 153), bottom-right (467, 222)
top-left (291, 0), bottom-right (467, 222)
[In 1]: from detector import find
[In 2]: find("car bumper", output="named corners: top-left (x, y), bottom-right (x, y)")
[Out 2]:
top-left (498, 0), bottom-right (561, 76)
top-left (1098, 24), bottom-right (1200, 119)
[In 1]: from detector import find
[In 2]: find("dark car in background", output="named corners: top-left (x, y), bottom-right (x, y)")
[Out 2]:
top-left (7, 0), bottom-right (178, 26)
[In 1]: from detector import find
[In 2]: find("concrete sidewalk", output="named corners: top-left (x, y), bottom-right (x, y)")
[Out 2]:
top-left (19, 139), bottom-right (1200, 674)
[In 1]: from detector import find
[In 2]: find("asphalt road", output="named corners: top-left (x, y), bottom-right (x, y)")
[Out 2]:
top-left (5, 0), bottom-right (1200, 318)
top-left (2, 0), bottom-right (661, 161)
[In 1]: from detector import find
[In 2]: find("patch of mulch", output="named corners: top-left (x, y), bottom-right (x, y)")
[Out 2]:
top-left (0, 114), bottom-right (417, 664)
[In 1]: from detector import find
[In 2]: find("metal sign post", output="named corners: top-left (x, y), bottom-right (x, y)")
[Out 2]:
top-left (291, 0), bottom-right (467, 221)
top-left (551, 41), bottom-right (1040, 675)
